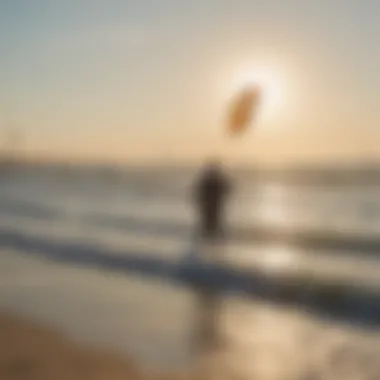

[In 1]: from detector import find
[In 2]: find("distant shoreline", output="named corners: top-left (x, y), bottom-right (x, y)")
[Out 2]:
top-left (4, 159), bottom-right (380, 185)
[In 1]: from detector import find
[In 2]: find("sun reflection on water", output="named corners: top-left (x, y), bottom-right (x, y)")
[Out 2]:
top-left (259, 245), bottom-right (299, 275)
top-left (253, 182), bottom-right (294, 229)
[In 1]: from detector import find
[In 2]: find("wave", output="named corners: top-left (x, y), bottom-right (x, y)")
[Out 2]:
top-left (0, 226), bottom-right (379, 329)
top-left (1, 197), bottom-right (380, 257)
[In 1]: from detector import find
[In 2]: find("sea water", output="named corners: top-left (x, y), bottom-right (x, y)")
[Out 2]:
top-left (0, 165), bottom-right (379, 379)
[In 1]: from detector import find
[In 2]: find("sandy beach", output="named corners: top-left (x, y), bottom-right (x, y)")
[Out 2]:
top-left (0, 249), bottom-right (198, 380)
top-left (0, 312), bottom-right (148, 380)
top-left (0, 311), bottom-right (203, 380)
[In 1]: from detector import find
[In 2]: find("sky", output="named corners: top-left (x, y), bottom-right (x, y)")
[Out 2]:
top-left (0, 0), bottom-right (379, 166)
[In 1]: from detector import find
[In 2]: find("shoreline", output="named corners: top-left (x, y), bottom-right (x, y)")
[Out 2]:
top-left (0, 248), bottom-right (196, 374)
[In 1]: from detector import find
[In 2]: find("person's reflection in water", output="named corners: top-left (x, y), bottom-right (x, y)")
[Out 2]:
top-left (194, 161), bottom-right (231, 242)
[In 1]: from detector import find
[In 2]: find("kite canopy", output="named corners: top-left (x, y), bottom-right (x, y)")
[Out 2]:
top-left (227, 85), bottom-right (261, 136)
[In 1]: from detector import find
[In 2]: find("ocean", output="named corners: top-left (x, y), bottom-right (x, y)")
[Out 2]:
top-left (0, 165), bottom-right (380, 379)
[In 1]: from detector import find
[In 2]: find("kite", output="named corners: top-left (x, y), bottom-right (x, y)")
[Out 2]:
top-left (227, 85), bottom-right (261, 136)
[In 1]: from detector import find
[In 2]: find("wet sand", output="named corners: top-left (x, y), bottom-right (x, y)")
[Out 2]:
top-left (0, 249), bottom-right (196, 373)
top-left (0, 311), bottom-right (205, 380)
top-left (0, 312), bottom-right (148, 379)
top-left (0, 310), bottom-right (226, 380)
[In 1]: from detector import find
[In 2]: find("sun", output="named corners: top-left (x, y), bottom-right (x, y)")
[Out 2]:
top-left (229, 66), bottom-right (284, 122)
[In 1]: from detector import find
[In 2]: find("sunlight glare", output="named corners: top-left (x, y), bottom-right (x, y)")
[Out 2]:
top-left (255, 182), bottom-right (291, 228)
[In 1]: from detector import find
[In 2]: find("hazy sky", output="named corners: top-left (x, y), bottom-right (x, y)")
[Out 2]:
top-left (1, 0), bottom-right (379, 165)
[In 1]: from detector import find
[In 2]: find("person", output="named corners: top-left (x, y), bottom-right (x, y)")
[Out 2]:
top-left (194, 161), bottom-right (231, 240)
top-left (191, 161), bottom-right (231, 362)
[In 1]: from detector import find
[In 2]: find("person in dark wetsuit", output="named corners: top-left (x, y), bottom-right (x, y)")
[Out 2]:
top-left (194, 161), bottom-right (231, 240)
